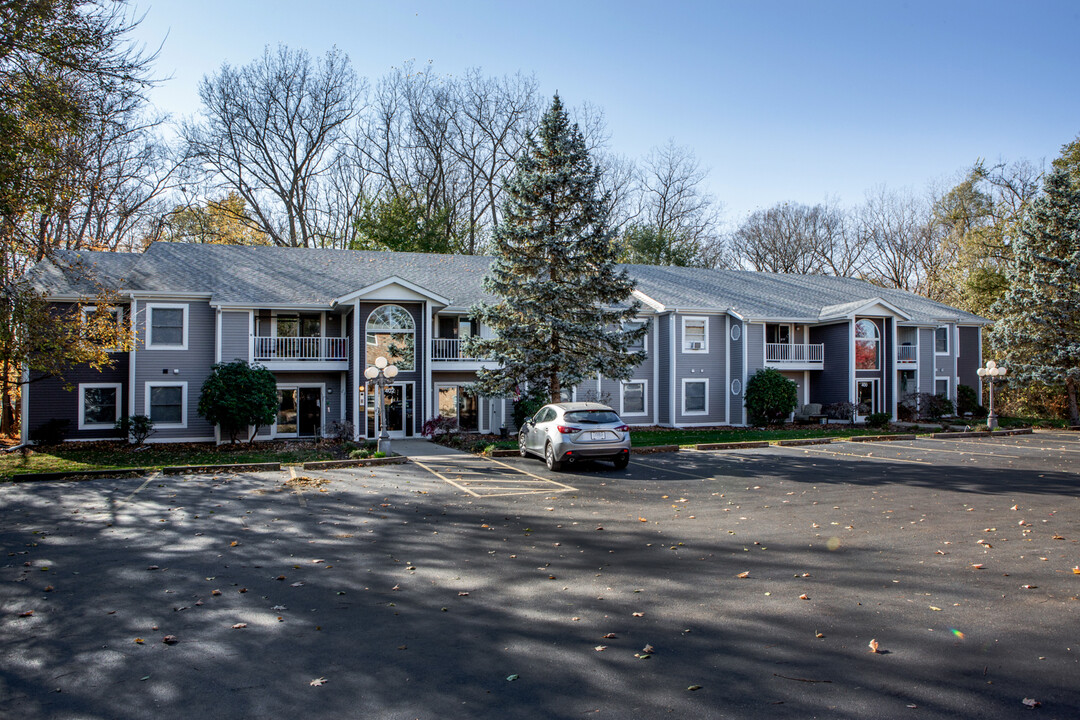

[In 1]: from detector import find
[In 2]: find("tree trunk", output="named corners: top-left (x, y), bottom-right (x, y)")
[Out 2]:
top-left (0, 358), bottom-right (13, 436)
top-left (1067, 378), bottom-right (1079, 426)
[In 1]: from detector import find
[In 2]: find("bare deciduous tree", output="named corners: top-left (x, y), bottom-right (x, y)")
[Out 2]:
top-left (182, 45), bottom-right (365, 247)
top-left (733, 201), bottom-right (856, 275)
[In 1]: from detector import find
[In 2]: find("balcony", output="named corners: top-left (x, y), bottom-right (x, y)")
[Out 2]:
top-left (765, 343), bottom-right (824, 369)
top-left (431, 337), bottom-right (494, 370)
top-left (254, 336), bottom-right (349, 370)
top-left (896, 344), bottom-right (917, 364)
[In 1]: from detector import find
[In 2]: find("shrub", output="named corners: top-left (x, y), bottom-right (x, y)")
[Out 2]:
top-left (745, 369), bottom-right (798, 425)
top-left (422, 415), bottom-right (459, 444)
top-left (325, 420), bottom-right (355, 442)
top-left (865, 412), bottom-right (891, 430)
top-left (824, 401), bottom-right (857, 424)
top-left (917, 392), bottom-right (954, 420)
top-left (897, 398), bottom-right (917, 422)
top-left (197, 361), bottom-right (278, 443)
top-left (115, 415), bottom-right (154, 445)
top-left (349, 448), bottom-right (371, 460)
top-left (31, 419), bottom-right (70, 446)
top-left (512, 387), bottom-right (549, 430)
top-left (372, 450), bottom-right (387, 458)
top-left (956, 385), bottom-right (987, 417)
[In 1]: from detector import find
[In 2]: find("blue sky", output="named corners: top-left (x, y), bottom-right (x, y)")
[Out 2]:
top-left (132, 0), bottom-right (1080, 222)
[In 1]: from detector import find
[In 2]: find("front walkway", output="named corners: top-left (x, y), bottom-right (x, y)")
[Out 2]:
top-left (389, 438), bottom-right (472, 458)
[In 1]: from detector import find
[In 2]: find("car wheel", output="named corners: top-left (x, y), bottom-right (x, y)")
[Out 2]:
top-left (612, 454), bottom-right (629, 470)
top-left (545, 442), bottom-right (562, 472)
top-left (518, 430), bottom-right (529, 457)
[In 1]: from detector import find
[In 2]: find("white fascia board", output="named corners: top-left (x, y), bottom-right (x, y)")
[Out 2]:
top-left (210, 302), bottom-right (333, 311)
top-left (631, 289), bottom-right (665, 312)
top-left (742, 316), bottom-right (819, 325)
top-left (668, 307), bottom-right (730, 315)
top-left (333, 276), bottom-right (452, 306)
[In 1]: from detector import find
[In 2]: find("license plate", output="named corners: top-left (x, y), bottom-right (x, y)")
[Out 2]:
top-left (590, 431), bottom-right (607, 440)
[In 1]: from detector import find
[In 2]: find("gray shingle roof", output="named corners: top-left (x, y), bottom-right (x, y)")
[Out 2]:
top-left (33, 242), bottom-right (988, 324)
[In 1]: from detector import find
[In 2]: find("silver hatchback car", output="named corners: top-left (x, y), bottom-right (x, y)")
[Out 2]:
top-left (518, 402), bottom-right (631, 471)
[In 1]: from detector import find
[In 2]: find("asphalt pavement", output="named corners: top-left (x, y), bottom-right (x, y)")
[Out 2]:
top-left (2, 432), bottom-right (1078, 719)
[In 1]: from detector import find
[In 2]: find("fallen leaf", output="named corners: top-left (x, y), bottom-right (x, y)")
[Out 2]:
top-left (291, 582), bottom-right (305, 587)
top-left (639, 517), bottom-right (648, 522)
top-left (134, 637), bottom-right (144, 644)
top-left (736, 571), bottom-right (750, 579)
top-left (594, 645), bottom-right (607, 651)
top-left (44, 585), bottom-right (54, 592)
top-left (799, 594), bottom-right (809, 600)
top-left (146, 565), bottom-right (160, 571)
top-left (272, 605), bottom-right (287, 611)
top-left (309, 677), bottom-right (327, 687)
top-left (211, 589), bottom-right (222, 596)
top-left (162, 635), bottom-right (178, 645)
top-left (642, 644), bottom-right (655, 654)
top-left (1073, 567), bottom-right (1080, 574)
top-left (1022, 698), bottom-right (1040, 708)
top-left (19, 610), bottom-right (33, 618)
top-left (231, 623), bottom-right (247, 629)
top-left (229, 541), bottom-right (238, 547)
top-left (929, 606), bottom-right (942, 611)
top-left (934, 550), bottom-right (946, 555)
top-left (458, 592), bottom-right (469, 596)
top-left (1010, 505), bottom-right (1018, 511)
top-left (815, 632), bottom-right (825, 638)
top-left (1020, 584), bottom-right (1037, 589)
top-left (602, 633), bottom-right (617, 639)
top-left (687, 685), bottom-right (702, 691)
top-left (868, 638), bottom-right (880, 653)
top-left (632, 612), bottom-right (644, 617)
top-left (506, 674), bottom-right (519, 682)
top-left (971, 564), bottom-right (985, 569)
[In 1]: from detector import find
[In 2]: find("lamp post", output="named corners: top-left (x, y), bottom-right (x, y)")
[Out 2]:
top-left (364, 356), bottom-right (399, 454)
top-left (976, 360), bottom-right (1008, 430)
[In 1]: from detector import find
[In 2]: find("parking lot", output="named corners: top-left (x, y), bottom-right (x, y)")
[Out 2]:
top-left (2, 431), bottom-right (1078, 719)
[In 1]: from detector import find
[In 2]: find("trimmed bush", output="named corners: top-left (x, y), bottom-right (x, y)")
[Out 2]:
top-left (197, 361), bottom-right (278, 443)
top-left (866, 412), bottom-right (891, 429)
top-left (745, 369), bottom-right (799, 426)
top-left (115, 415), bottom-right (154, 444)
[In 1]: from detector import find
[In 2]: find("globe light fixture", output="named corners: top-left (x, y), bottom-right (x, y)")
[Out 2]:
top-left (365, 357), bottom-right (399, 453)
top-left (976, 361), bottom-right (1008, 430)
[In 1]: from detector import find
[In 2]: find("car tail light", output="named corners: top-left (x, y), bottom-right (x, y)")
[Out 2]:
top-left (556, 425), bottom-right (580, 434)
top-left (615, 425), bottom-right (630, 432)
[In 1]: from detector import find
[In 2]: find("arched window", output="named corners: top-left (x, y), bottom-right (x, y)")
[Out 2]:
top-left (854, 319), bottom-right (879, 370)
top-left (366, 305), bottom-right (415, 371)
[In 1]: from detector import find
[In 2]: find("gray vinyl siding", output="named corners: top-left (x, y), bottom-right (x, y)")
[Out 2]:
top-left (809, 322), bottom-right (849, 406)
top-left (28, 357), bottom-right (129, 442)
top-left (601, 319), bottom-right (655, 423)
top-left (919, 328), bottom-right (935, 395)
top-left (745, 323), bottom-right (765, 376)
top-left (957, 326), bottom-right (981, 398)
top-left (657, 314), bottom-right (671, 425)
top-left (781, 371), bottom-right (805, 415)
top-left (934, 325), bottom-right (956, 388)
top-left (220, 311), bottom-right (250, 363)
top-left (133, 299), bottom-right (216, 440)
top-left (728, 317), bottom-right (743, 425)
top-left (674, 313), bottom-right (726, 425)
top-left (326, 313), bottom-right (343, 337)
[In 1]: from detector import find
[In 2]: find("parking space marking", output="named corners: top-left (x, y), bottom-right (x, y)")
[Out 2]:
top-left (121, 471), bottom-right (161, 503)
top-left (411, 456), bottom-right (578, 497)
top-left (877, 442), bottom-right (1020, 459)
top-left (931, 438), bottom-right (1080, 454)
top-left (630, 457), bottom-right (719, 479)
top-left (794, 445), bottom-right (933, 465)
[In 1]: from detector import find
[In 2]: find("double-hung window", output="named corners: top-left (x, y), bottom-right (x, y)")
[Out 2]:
top-left (621, 381), bottom-right (647, 416)
top-left (682, 317), bottom-right (708, 353)
top-left (624, 321), bottom-right (648, 354)
top-left (146, 382), bottom-right (187, 428)
top-left (81, 306), bottom-right (124, 351)
top-left (79, 383), bottom-right (122, 429)
top-left (682, 379), bottom-right (708, 415)
top-left (934, 326), bottom-right (949, 355)
top-left (147, 304), bottom-right (188, 350)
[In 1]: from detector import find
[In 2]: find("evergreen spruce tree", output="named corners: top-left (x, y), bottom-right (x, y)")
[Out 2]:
top-left (468, 95), bottom-right (646, 403)
top-left (989, 168), bottom-right (1080, 424)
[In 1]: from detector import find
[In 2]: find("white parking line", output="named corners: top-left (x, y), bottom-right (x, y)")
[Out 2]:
top-left (794, 446), bottom-right (933, 465)
top-left (121, 471), bottom-right (160, 503)
top-left (875, 442), bottom-right (1020, 459)
top-left (411, 456), bottom-right (577, 497)
top-left (931, 438), bottom-right (1080, 454)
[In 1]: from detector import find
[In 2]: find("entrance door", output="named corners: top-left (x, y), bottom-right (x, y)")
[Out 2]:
top-left (276, 387), bottom-right (322, 437)
top-left (436, 385), bottom-right (479, 432)
top-left (856, 379), bottom-right (879, 418)
top-left (366, 383), bottom-right (414, 439)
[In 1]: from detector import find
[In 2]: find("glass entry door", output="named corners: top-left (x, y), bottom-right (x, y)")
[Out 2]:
top-left (276, 387), bottom-right (322, 437)
top-left (856, 380), bottom-right (879, 418)
top-left (366, 383), bottom-right (414, 439)
top-left (436, 385), bottom-right (478, 432)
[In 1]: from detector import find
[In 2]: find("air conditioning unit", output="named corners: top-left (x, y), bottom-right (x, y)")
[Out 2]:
top-left (689, 341), bottom-right (704, 350)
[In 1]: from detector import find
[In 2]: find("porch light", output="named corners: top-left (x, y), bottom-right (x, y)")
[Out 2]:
top-left (365, 357), bottom-right (399, 454)
top-left (976, 361), bottom-right (1008, 430)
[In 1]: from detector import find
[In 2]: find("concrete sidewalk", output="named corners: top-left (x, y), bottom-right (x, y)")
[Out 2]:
top-left (388, 438), bottom-right (473, 458)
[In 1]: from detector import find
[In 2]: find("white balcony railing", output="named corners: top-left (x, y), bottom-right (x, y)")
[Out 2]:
top-left (896, 344), bottom-right (917, 363)
top-left (765, 343), bottom-right (824, 364)
top-left (254, 336), bottom-right (349, 361)
top-left (432, 337), bottom-right (487, 361)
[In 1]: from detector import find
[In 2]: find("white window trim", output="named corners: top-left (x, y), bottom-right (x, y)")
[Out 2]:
top-left (146, 303), bottom-right (189, 350)
top-left (273, 383), bottom-right (326, 438)
top-left (854, 319), bottom-right (881, 371)
top-left (625, 320), bottom-right (649, 354)
top-left (81, 306), bottom-right (124, 351)
top-left (620, 380), bottom-right (648, 417)
top-left (765, 322), bottom-right (793, 345)
top-left (934, 325), bottom-right (950, 356)
top-left (78, 382), bottom-right (122, 430)
top-left (681, 378), bottom-right (709, 416)
top-left (145, 381), bottom-right (188, 429)
top-left (681, 316), bottom-right (709, 353)
top-left (934, 376), bottom-right (950, 399)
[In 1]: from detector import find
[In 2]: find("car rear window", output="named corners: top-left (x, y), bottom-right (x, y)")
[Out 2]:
top-left (563, 410), bottom-right (621, 424)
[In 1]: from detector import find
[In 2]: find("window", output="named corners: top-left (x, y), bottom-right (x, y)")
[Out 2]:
top-left (682, 379), bottom-right (708, 415)
top-left (81, 306), bottom-right (124, 351)
top-left (624, 321), bottom-right (648, 353)
top-left (854, 319), bottom-right (879, 370)
top-left (145, 382), bottom-right (187, 428)
top-left (147, 303), bottom-right (188, 349)
top-left (765, 324), bottom-right (791, 345)
top-left (366, 305), bottom-right (415, 371)
top-left (731, 379), bottom-right (742, 395)
top-left (621, 381), bottom-right (647, 416)
top-left (730, 324), bottom-right (741, 341)
top-left (79, 383), bottom-right (121, 429)
top-left (935, 326), bottom-right (950, 354)
top-left (935, 378), bottom-right (950, 398)
top-left (682, 317), bottom-right (708, 353)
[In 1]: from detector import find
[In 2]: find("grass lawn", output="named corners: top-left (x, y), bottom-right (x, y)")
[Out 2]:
top-left (0, 441), bottom-right (345, 480)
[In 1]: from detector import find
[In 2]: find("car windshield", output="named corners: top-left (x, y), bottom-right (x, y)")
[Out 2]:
top-left (563, 410), bottom-right (621, 424)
